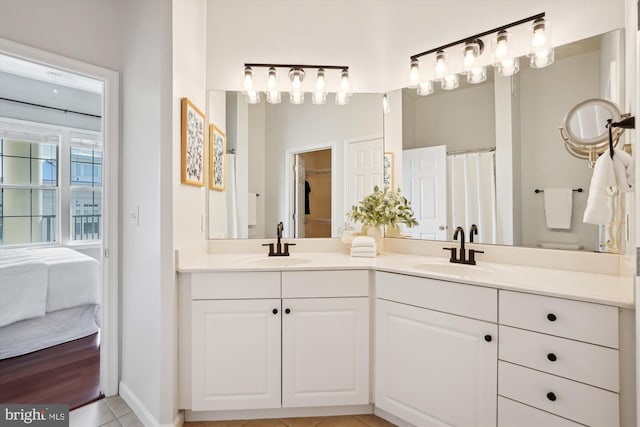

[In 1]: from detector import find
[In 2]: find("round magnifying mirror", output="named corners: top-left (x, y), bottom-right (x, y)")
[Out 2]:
top-left (563, 98), bottom-right (621, 146)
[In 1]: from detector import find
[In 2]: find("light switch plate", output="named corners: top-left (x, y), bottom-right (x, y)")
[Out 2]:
top-left (127, 205), bottom-right (139, 226)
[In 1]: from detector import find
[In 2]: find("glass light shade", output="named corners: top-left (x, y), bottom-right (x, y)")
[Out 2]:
top-left (266, 90), bottom-right (281, 104)
top-left (408, 58), bottom-right (420, 88)
top-left (496, 57), bottom-right (519, 77)
top-left (434, 50), bottom-right (447, 79)
top-left (462, 40), bottom-right (482, 70)
top-left (290, 91), bottom-right (305, 105)
top-left (493, 30), bottom-right (512, 62)
top-left (267, 67), bottom-right (278, 91)
top-left (289, 68), bottom-right (304, 92)
top-left (417, 80), bottom-right (433, 96)
top-left (243, 66), bottom-right (254, 92)
top-left (335, 91), bottom-right (349, 105)
top-left (246, 90), bottom-right (260, 104)
top-left (530, 18), bottom-right (549, 49)
top-left (339, 69), bottom-right (351, 95)
top-left (312, 91), bottom-right (326, 105)
top-left (441, 74), bottom-right (459, 90)
top-left (315, 68), bottom-right (326, 92)
top-left (530, 48), bottom-right (554, 68)
top-left (467, 66), bottom-right (487, 84)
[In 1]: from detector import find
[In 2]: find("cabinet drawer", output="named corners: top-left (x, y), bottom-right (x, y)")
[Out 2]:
top-left (499, 326), bottom-right (619, 391)
top-left (376, 271), bottom-right (496, 322)
top-left (191, 272), bottom-right (281, 299)
top-left (499, 290), bottom-right (618, 348)
top-left (498, 361), bottom-right (619, 427)
top-left (498, 396), bottom-right (583, 427)
top-left (282, 270), bottom-right (368, 298)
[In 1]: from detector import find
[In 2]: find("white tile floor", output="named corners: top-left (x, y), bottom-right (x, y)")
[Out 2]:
top-left (70, 396), bottom-right (143, 427)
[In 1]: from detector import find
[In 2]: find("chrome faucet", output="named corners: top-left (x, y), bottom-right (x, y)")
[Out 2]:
top-left (443, 226), bottom-right (483, 265)
top-left (263, 221), bottom-right (295, 256)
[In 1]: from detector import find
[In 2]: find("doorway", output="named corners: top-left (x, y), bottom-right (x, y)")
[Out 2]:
top-left (292, 148), bottom-right (332, 238)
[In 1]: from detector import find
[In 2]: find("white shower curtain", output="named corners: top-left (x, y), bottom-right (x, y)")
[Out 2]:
top-left (225, 153), bottom-right (240, 238)
top-left (448, 151), bottom-right (497, 244)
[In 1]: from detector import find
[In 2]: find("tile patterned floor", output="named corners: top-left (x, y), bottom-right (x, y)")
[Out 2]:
top-left (70, 396), bottom-right (143, 427)
top-left (185, 414), bottom-right (396, 427)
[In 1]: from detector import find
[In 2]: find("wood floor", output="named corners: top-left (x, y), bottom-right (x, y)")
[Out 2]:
top-left (0, 332), bottom-right (101, 410)
top-left (184, 414), bottom-right (396, 427)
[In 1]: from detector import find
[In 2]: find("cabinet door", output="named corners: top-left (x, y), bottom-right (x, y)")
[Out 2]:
top-left (282, 297), bottom-right (369, 407)
top-left (376, 299), bottom-right (497, 427)
top-left (192, 299), bottom-right (281, 411)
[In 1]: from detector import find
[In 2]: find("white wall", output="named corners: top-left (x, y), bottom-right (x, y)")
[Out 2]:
top-left (207, 90), bottom-right (228, 238)
top-left (384, 90), bottom-right (403, 190)
top-left (519, 50), bottom-right (600, 251)
top-left (248, 101), bottom-right (266, 238)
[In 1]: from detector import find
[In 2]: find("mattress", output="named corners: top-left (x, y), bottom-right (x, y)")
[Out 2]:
top-left (0, 304), bottom-right (99, 360)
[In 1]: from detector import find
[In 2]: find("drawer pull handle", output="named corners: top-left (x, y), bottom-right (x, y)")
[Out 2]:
top-left (285, 308), bottom-right (291, 314)
top-left (546, 313), bottom-right (557, 322)
top-left (272, 308), bottom-right (278, 315)
top-left (484, 335), bottom-right (492, 342)
top-left (547, 353), bottom-right (557, 362)
top-left (546, 392), bottom-right (557, 402)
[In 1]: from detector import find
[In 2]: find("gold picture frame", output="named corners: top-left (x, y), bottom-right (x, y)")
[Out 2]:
top-left (210, 124), bottom-right (226, 191)
top-left (383, 152), bottom-right (394, 189)
top-left (181, 98), bottom-right (206, 186)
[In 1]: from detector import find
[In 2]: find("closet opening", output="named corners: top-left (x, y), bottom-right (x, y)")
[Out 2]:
top-left (292, 148), bottom-right (332, 238)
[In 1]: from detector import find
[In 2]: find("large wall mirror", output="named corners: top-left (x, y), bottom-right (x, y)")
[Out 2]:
top-left (207, 92), bottom-right (383, 239)
top-left (385, 29), bottom-right (627, 252)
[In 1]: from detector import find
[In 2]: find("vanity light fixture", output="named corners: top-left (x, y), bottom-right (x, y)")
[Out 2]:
top-left (408, 12), bottom-right (549, 94)
top-left (243, 63), bottom-right (351, 106)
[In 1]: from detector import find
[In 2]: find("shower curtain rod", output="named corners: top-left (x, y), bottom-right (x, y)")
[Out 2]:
top-left (447, 147), bottom-right (496, 155)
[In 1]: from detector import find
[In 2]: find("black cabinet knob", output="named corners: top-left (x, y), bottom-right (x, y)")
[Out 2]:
top-left (546, 392), bottom-right (557, 402)
top-left (547, 353), bottom-right (557, 362)
top-left (484, 335), bottom-right (492, 342)
top-left (272, 308), bottom-right (278, 315)
top-left (285, 308), bottom-right (291, 314)
top-left (547, 313), bottom-right (557, 322)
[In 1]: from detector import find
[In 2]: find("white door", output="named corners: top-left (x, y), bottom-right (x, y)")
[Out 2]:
top-left (191, 299), bottom-right (282, 411)
top-left (347, 138), bottom-right (383, 232)
top-left (403, 146), bottom-right (447, 240)
top-left (282, 297), bottom-right (369, 407)
top-left (375, 299), bottom-right (497, 427)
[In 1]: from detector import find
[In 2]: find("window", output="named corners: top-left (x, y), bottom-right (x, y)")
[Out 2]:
top-left (0, 124), bottom-right (102, 246)
top-left (0, 136), bottom-right (59, 245)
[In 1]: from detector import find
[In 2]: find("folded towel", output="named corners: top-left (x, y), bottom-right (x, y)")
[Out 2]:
top-left (543, 188), bottom-right (573, 229)
top-left (612, 148), bottom-right (634, 192)
top-left (584, 151), bottom-right (617, 225)
top-left (351, 247), bottom-right (377, 254)
top-left (351, 236), bottom-right (376, 248)
top-left (350, 251), bottom-right (376, 258)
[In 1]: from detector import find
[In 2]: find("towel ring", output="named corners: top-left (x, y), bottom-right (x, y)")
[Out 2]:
top-left (558, 98), bottom-right (630, 167)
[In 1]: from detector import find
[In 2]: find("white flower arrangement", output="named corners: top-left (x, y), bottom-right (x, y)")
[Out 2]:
top-left (348, 186), bottom-right (419, 228)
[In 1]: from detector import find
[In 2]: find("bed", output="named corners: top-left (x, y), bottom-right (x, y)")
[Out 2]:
top-left (0, 247), bottom-right (101, 408)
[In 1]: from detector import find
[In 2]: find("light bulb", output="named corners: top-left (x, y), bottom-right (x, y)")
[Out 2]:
top-left (434, 51), bottom-right (447, 78)
top-left (335, 91), bottom-right (349, 105)
top-left (289, 68), bottom-right (305, 92)
top-left (417, 81), bottom-right (433, 96)
top-left (531, 19), bottom-right (547, 48)
top-left (267, 67), bottom-right (277, 91)
top-left (409, 58), bottom-right (420, 88)
top-left (494, 31), bottom-right (510, 61)
top-left (464, 47), bottom-right (476, 67)
top-left (441, 74), bottom-right (459, 90)
top-left (467, 67), bottom-right (487, 84)
top-left (312, 91), bottom-right (326, 105)
top-left (292, 75), bottom-right (302, 91)
top-left (315, 68), bottom-right (326, 92)
top-left (340, 69), bottom-right (351, 94)
top-left (243, 66), bottom-right (254, 92)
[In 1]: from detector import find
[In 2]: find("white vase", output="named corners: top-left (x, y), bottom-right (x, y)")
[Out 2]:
top-left (362, 225), bottom-right (383, 254)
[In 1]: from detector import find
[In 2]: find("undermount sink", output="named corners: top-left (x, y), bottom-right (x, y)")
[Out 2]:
top-left (236, 255), bottom-right (311, 267)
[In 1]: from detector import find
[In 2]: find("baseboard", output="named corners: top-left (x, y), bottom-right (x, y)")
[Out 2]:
top-left (185, 404), bottom-right (373, 422)
top-left (373, 407), bottom-right (415, 427)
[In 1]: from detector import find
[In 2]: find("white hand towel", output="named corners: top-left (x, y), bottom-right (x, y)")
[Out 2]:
top-left (351, 236), bottom-right (376, 248)
top-left (351, 246), bottom-right (377, 254)
top-left (583, 151), bottom-right (616, 225)
top-left (543, 188), bottom-right (573, 229)
top-left (350, 250), bottom-right (376, 258)
top-left (612, 148), bottom-right (634, 192)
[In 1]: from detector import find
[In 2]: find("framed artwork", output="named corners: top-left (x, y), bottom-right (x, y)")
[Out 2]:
top-left (383, 152), bottom-right (394, 189)
top-left (209, 124), bottom-right (226, 191)
top-left (181, 98), bottom-right (205, 186)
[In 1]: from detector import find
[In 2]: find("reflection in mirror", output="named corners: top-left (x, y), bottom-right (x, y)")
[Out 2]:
top-left (207, 92), bottom-right (383, 239)
top-left (387, 29), bottom-right (627, 252)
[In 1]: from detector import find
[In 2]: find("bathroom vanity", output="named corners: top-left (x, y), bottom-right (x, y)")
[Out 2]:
top-left (177, 246), bottom-right (635, 426)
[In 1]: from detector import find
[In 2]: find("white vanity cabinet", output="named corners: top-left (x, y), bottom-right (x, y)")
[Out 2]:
top-left (180, 269), bottom-right (370, 413)
top-left (497, 290), bottom-right (622, 427)
top-left (374, 271), bottom-right (498, 427)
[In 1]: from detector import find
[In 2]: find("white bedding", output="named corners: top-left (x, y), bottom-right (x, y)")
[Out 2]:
top-left (26, 247), bottom-right (101, 312)
top-left (0, 250), bottom-right (48, 327)
top-left (0, 304), bottom-right (99, 359)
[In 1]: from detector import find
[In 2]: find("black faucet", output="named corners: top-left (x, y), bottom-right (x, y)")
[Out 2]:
top-left (469, 224), bottom-right (478, 243)
top-left (443, 226), bottom-right (483, 265)
top-left (262, 221), bottom-right (296, 256)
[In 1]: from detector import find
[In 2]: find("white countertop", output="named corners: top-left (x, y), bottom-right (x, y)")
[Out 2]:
top-left (176, 251), bottom-right (635, 308)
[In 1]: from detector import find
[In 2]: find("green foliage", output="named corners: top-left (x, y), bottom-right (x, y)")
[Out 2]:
top-left (348, 186), bottom-right (419, 228)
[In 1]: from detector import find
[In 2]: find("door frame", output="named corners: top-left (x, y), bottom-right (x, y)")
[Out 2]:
top-left (284, 141), bottom-right (336, 238)
top-left (0, 37), bottom-right (120, 396)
